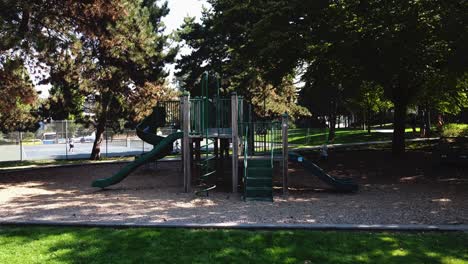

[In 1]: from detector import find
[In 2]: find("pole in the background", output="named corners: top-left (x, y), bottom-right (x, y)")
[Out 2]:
top-left (282, 113), bottom-right (289, 195)
top-left (19, 131), bottom-right (23, 161)
top-left (65, 120), bottom-right (68, 160)
top-left (104, 126), bottom-right (108, 158)
top-left (182, 94), bottom-right (191, 193)
top-left (231, 93), bottom-right (239, 193)
top-left (141, 131), bottom-right (144, 155)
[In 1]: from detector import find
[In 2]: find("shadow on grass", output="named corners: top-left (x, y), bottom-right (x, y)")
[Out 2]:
top-left (0, 227), bottom-right (467, 263)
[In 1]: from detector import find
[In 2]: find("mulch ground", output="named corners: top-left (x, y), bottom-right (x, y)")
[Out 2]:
top-left (0, 149), bottom-right (466, 225)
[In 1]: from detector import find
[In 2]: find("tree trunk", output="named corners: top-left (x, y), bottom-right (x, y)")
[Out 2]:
top-left (424, 108), bottom-right (431, 137)
top-left (419, 107), bottom-right (426, 137)
top-left (392, 100), bottom-right (407, 156)
top-left (328, 114), bottom-right (336, 143)
top-left (90, 121), bottom-right (106, 160)
top-left (380, 110), bottom-right (384, 128)
top-left (367, 106), bottom-right (371, 134)
top-left (328, 98), bottom-right (338, 143)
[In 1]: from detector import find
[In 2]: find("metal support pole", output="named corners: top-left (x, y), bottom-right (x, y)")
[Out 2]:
top-left (106, 128), bottom-right (109, 157)
top-left (65, 120), bottom-right (68, 159)
top-left (231, 93), bottom-right (239, 193)
top-left (19, 131), bottom-right (23, 161)
top-left (282, 113), bottom-right (289, 195)
top-left (182, 95), bottom-right (191, 193)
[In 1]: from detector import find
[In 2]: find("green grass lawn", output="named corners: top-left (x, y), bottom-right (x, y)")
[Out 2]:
top-left (442, 123), bottom-right (468, 137)
top-left (0, 227), bottom-right (466, 264)
top-left (288, 128), bottom-right (421, 146)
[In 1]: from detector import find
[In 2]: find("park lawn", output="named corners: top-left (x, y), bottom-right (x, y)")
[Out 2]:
top-left (0, 227), bottom-right (467, 264)
top-left (288, 128), bottom-right (420, 146)
top-left (442, 123), bottom-right (468, 137)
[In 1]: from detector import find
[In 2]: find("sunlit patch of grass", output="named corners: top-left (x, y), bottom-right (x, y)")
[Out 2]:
top-left (442, 123), bottom-right (468, 137)
top-left (391, 249), bottom-right (409, 257)
top-left (288, 128), bottom-right (420, 147)
top-left (380, 236), bottom-right (398, 243)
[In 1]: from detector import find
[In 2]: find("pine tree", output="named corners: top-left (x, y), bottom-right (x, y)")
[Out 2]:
top-left (42, 0), bottom-right (176, 159)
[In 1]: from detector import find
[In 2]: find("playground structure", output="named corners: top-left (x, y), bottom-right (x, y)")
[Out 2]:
top-left (91, 73), bottom-right (358, 201)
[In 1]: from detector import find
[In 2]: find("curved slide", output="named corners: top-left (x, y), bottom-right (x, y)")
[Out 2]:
top-left (289, 152), bottom-right (358, 192)
top-left (92, 107), bottom-right (183, 188)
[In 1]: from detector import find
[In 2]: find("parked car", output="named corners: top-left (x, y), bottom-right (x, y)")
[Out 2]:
top-left (42, 132), bottom-right (58, 144)
top-left (80, 132), bottom-right (96, 143)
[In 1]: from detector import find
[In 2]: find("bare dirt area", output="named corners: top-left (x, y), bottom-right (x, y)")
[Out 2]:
top-left (0, 150), bottom-right (467, 225)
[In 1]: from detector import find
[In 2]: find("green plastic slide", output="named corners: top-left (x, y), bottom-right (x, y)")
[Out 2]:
top-left (91, 107), bottom-right (183, 188)
top-left (91, 132), bottom-right (182, 188)
top-left (289, 152), bottom-right (358, 192)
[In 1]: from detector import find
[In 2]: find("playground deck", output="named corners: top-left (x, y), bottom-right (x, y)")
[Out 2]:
top-left (189, 128), bottom-right (233, 139)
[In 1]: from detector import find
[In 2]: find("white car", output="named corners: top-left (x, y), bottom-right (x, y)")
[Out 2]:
top-left (80, 132), bottom-right (96, 143)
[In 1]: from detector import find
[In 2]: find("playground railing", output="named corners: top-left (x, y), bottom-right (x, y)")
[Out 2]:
top-left (240, 121), bottom-right (282, 155)
top-left (158, 100), bottom-right (181, 127)
top-left (189, 97), bottom-right (204, 135)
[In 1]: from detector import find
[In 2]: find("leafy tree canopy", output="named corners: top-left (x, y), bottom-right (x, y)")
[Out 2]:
top-left (1, 0), bottom-right (176, 159)
top-left (0, 58), bottom-right (39, 132)
top-left (178, 0), bottom-right (467, 154)
top-left (175, 4), bottom-right (310, 120)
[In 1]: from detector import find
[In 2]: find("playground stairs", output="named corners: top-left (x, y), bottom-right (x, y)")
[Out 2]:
top-left (244, 159), bottom-right (273, 202)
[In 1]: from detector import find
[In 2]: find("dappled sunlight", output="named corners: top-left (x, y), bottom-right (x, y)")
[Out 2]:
top-left (0, 184), bottom-right (58, 203)
top-left (0, 227), bottom-right (467, 263)
top-left (399, 175), bottom-right (425, 183)
top-left (379, 236), bottom-right (398, 243)
top-left (432, 198), bottom-right (452, 203)
top-left (390, 249), bottom-right (409, 257)
top-left (0, 160), bottom-right (466, 225)
top-left (441, 256), bottom-right (468, 264)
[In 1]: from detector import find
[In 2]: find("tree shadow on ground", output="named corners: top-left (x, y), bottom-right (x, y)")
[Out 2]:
top-left (0, 227), bottom-right (467, 264)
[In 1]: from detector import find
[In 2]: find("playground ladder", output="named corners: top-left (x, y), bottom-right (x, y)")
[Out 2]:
top-left (244, 159), bottom-right (273, 201)
top-left (243, 126), bottom-right (274, 201)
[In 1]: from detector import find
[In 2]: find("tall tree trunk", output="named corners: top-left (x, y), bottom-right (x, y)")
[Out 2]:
top-left (424, 108), bottom-right (431, 137)
top-left (90, 120), bottom-right (106, 160)
top-left (328, 98), bottom-right (338, 143)
top-left (367, 106), bottom-right (372, 134)
top-left (419, 107), bottom-right (426, 137)
top-left (392, 100), bottom-right (407, 156)
top-left (328, 113), bottom-right (336, 143)
top-left (380, 110), bottom-right (384, 128)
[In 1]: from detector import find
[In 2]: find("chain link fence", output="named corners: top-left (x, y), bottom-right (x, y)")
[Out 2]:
top-left (0, 120), bottom-right (157, 162)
